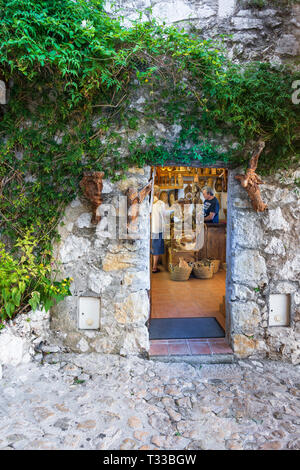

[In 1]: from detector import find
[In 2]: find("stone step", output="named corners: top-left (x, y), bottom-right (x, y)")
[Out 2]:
top-left (149, 353), bottom-right (236, 365)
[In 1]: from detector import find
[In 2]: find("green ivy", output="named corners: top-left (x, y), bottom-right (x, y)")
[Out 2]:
top-left (0, 231), bottom-right (72, 322)
top-left (0, 0), bottom-right (299, 254)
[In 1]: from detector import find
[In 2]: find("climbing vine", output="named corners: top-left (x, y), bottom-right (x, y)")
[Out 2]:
top-left (0, 0), bottom-right (299, 319)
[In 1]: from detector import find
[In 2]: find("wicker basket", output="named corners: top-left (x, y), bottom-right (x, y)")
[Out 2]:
top-left (192, 261), bottom-right (214, 279)
top-left (168, 246), bottom-right (196, 272)
top-left (169, 259), bottom-right (193, 281)
top-left (210, 259), bottom-right (221, 274)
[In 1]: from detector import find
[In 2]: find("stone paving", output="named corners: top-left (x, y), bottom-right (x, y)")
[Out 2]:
top-left (0, 353), bottom-right (300, 450)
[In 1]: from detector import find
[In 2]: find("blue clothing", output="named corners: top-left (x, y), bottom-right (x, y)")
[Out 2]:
top-left (204, 197), bottom-right (219, 223)
top-left (151, 232), bottom-right (165, 255)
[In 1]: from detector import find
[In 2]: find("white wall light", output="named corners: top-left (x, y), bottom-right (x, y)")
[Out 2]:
top-left (78, 296), bottom-right (100, 330)
top-left (269, 294), bottom-right (290, 327)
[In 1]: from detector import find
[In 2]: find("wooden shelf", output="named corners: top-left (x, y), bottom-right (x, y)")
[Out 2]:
top-left (154, 166), bottom-right (228, 192)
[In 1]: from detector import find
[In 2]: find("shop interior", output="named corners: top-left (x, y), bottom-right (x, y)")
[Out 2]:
top-left (150, 166), bottom-right (227, 339)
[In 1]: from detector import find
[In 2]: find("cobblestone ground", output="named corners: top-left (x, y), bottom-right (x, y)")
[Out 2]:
top-left (0, 354), bottom-right (300, 450)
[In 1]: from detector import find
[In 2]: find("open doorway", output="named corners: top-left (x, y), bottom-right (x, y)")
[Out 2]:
top-left (149, 166), bottom-right (231, 355)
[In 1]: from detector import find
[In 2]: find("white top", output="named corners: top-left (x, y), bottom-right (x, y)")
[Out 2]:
top-left (151, 198), bottom-right (173, 234)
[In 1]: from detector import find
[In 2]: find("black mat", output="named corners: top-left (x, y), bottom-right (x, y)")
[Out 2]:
top-left (149, 317), bottom-right (225, 340)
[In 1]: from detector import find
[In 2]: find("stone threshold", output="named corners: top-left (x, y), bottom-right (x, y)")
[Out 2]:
top-left (149, 338), bottom-right (235, 364)
top-left (149, 353), bottom-right (235, 365)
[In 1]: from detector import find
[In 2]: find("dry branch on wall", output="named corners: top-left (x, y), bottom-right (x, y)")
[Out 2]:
top-left (79, 171), bottom-right (104, 224)
top-left (235, 139), bottom-right (268, 212)
top-left (127, 180), bottom-right (152, 231)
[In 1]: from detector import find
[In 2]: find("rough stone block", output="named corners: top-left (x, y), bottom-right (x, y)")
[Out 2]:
top-left (232, 32), bottom-right (257, 45)
top-left (231, 17), bottom-right (264, 30)
top-left (264, 207), bottom-right (288, 232)
top-left (231, 301), bottom-right (261, 335)
top-left (264, 237), bottom-right (286, 256)
top-left (88, 269), bottom-right (113, 294)
top-left (117, 177), bottom-right (139, 192)
top-left (120, 325), bottom-right (150, 356)
top-left (194, 6), bottom-right (215, 19)
top-left (51, 296), bottom-right (78, 332)
top-left (76, 212), bottom-right (92, 228)
top-left (275, 254), bottom-right (300, 282)
top-left (294, 292), bottom-right (300, 305)
top-left (232, 249), bottom-right (267, 287)
top-left (232, 212), bottom-right (264, 248)
top-left (0, 308), bottom-right (51, 367)
top-left (256, 9), bottom-right (278, 18)
top-left (218, 0), bottom-right (235, 18)
top-left (102, 253), bottom-right (135, 271)
top-left (123, 270), bottom-right (150, 290)
top-left (114, 290), bottom-right (149, 324)
top-left (261, 186), bottom-right (298, 206)
top-left (151, 1), bottom-right (195, 24)
top-left (276, 34), bottom-right (299, 56)
top-left (102, 180), bottom-right (115, 193)
top-left (233, 334), bottom-right (258, 358)
top-left (232, 198), bottom-right (252, 209)
top-left (128, 167), bottom-right (145, 175)
top-left (59, 235), bottom-right (91, 263)
top-left (76, 337), bottom-right (90, 353)
top-left (230, 284), bottom-right (255, 301)
top-left (91, 336), bottom-right (116, 353)
top-left (0, 333), bottom-right (31, 366)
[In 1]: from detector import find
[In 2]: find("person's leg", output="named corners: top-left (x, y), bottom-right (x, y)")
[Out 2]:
top-left (152, 255), bottom-right (159, 272)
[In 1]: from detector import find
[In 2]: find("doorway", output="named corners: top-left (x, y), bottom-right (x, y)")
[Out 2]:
top-left (149, 166), bottom-right (232, 357)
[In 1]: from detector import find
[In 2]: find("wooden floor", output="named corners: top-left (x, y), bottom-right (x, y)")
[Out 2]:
top-left (151, 267), bottom-right (226, 330)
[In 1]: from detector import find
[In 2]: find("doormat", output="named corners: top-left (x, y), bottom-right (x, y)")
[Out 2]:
top-left (149, 317), bottom-right (225, 340)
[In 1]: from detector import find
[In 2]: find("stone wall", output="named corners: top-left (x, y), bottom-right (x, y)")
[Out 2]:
top-left (48, 0), bottom-right (300, 361)
top-left (51, 167), bottom-right (152, 356)
top-left (52, 165), bottom-right (300, 362)
top-left (105, 0), bottom-right (300, 63)
top-left (0, 0), bottom-right (294, 364)
top-left (0, 309), bottom-right (51, 374)
top-left (227, 168), bottom-right (300, 363)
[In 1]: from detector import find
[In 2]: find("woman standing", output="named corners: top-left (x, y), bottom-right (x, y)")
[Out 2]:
top-left (151, 186), bottom-right (173, 273)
